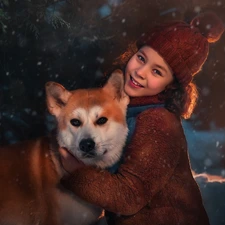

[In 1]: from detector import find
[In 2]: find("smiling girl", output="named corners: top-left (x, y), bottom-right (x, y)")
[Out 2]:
top-left (59, 12), bottom-right (224, 225)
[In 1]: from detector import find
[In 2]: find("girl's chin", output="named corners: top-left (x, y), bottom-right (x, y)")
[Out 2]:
top-left (124, 86), bottom-right (140, 97)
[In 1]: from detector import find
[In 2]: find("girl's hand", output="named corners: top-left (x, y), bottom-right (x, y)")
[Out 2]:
top-left (59, 147), bottom-right (85, 174)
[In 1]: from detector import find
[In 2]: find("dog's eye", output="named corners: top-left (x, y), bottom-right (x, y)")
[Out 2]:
top-left (96, 117), bottom-right (108, 125)
top-left (70, 119), bottom-right (82, 127)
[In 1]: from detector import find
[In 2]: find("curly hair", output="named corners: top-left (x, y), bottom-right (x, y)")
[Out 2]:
top-left (159, 80), bottom-right (198, 119)
top-left (112, 42), bottom-right (199, 119)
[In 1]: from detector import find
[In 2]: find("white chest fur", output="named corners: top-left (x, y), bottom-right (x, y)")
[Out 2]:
top-left (56, 188), bottom-right (103, 225)
top-left (50, 146), bottom-right (104, 225)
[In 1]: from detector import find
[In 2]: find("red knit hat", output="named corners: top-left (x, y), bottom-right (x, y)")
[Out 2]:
top-left (136, 12), bottom-right (224, 86)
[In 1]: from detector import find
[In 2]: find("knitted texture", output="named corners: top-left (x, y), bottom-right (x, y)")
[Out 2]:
top-left (61, 95), bottom-right (210, 225)
top-left (137, 12), bottom-right (224, 86)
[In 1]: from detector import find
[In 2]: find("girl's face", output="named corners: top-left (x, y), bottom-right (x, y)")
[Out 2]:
top-left (124, 46), bottom-right (174, 97)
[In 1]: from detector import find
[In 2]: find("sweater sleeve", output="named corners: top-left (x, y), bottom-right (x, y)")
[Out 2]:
top-left (61, 108), bottom-right (184, 215)
top-left (61, 162), bottom-right (147, 215)
top-left (124, 109), bottom-right (184, 197)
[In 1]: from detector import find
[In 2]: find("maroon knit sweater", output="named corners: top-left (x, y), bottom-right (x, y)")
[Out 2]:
top-left (62, 95), bottom-right (210, 225)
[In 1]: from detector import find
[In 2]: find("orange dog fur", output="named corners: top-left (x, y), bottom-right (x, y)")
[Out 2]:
top-left (0, 70), bottom-right (129, 225)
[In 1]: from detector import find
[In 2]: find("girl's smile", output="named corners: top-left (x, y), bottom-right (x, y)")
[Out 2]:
top-left (129, 75), bottom-right (144, 88)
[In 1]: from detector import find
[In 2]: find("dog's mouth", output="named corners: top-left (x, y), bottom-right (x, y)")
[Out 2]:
top-left (60, 146), bottom-right (108, 163)
top-left (78, 138), bottom-right (108, 159)
top-left (81, 149), bottom-right (108, 159)
top-left (82, 152), bottom-right (96, 158)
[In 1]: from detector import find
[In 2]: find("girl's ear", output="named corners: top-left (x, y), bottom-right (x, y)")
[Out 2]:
top-left (45, 82), bottom-right (72, 117)
top-left (103, 70), bottom-right (129, 103)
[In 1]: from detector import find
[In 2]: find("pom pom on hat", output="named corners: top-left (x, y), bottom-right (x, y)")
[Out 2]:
top-left (136, 12), bottom-right (224, 86)
top-left (191, 12), bottom-right (225, 43)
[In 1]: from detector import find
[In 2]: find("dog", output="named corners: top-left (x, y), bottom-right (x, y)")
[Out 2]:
top-left (0, 70), bottom-right (129, 225)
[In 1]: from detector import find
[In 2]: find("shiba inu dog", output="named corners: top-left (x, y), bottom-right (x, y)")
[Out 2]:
top-left (0, 70), bottom-right (129, 225)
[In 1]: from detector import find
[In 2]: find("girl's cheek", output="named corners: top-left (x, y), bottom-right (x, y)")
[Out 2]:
top-left (126, 57), bottom-right (136, 70)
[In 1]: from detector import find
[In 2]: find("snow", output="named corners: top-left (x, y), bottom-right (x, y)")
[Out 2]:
top-left (194, 6), bottom-right (201, 13)
top-left (98, 4), bottom-right (112, 18)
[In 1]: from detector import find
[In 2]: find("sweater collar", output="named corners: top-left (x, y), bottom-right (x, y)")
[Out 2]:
top-left (128, 95), bottom-right (165, 107)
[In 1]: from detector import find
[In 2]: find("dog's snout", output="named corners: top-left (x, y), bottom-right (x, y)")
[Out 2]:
top-left (79, 138), bottom-right (95, 153)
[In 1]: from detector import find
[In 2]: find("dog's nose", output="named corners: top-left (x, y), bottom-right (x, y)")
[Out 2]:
top-left (79, 138), bottom-right (95, 154)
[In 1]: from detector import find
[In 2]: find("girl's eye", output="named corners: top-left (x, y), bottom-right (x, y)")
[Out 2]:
top-left (70, 119), bottom-right (82, 127)
top-left (137, 54), bottom-right (145, 63)
top-left (153, 69), bottom-right (162, 76)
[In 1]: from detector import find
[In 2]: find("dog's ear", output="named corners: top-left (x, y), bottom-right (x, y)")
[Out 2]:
top-left (45, 82), bottom-right (72, 117)
top-left (103, 70), bottom-right (129, 103)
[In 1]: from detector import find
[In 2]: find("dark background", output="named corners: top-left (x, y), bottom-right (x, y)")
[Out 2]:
top-left (0, 0), bottom-right (225, 224)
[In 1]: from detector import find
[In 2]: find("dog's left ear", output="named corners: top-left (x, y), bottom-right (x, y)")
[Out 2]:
top-left (45, 82), bottom-right (72, 117)
top-left (103, 70), bottom-right (129, 104)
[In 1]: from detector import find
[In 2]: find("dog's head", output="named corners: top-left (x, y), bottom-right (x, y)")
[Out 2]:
top-left (45, 70), bottom-right (129, 169)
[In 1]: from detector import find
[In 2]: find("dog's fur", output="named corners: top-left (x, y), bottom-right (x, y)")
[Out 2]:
top-left (0, 70), bottom-right (129, 225)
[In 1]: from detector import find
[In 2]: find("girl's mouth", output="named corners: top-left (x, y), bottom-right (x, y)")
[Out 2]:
top-left (130, 76), bottom-right (144, 88)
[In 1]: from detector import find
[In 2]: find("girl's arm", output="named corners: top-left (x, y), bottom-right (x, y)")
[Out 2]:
top-left (61, 161), bottom-right (147, 215)
top-left (61, 108), bottom-right (182, 215)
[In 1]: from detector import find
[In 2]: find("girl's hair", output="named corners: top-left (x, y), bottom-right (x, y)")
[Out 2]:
top-left (159, 80), bottom-right (198, 119)
top-left (112, 42), bottom-right (198, 119)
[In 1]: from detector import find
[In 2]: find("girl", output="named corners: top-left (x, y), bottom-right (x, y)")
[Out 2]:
top-left (59, 12), bottom-right (224, 225)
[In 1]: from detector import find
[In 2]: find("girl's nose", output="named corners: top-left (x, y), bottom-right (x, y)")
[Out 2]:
top-left (135, 66), bottom-right (147, 79)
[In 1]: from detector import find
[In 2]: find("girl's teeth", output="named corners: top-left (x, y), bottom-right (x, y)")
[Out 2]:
top-left (132, 77), bottom-right (142, 87)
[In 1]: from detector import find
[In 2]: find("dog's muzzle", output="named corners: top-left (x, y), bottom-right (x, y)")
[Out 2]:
top-left (79, 138), bottom-right (96, 158)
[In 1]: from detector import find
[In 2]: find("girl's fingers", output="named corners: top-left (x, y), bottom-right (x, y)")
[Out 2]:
top-left (59, 147), bottom-right (85, 174)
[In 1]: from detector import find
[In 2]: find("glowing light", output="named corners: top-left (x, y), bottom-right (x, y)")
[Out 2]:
top-left (192, 171), bottom-right (225, 183)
